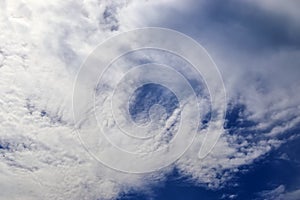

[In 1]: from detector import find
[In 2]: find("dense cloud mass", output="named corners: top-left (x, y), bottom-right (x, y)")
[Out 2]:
top-left (0, 0), bottom-right (299, 199)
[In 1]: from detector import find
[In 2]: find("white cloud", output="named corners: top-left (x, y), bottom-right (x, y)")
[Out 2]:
top-left (259, 185), bottom-right (300, 200)
top-left (0, 0), bottom-right (151, 199)
top-left (1, 0), bottom-right (300, 199)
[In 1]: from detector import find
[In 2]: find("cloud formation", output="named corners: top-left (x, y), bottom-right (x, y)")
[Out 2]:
top-left (0, 0), bottom-right (299, 199)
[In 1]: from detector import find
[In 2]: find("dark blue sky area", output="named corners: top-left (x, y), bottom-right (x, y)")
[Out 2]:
top-left (118, 135), bottom-right (300, 200)
top-left (120, 97), bottom-right (300, 200)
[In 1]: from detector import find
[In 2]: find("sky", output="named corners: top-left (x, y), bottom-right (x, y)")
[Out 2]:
top-left (0, 0), bottom-right (300, 200)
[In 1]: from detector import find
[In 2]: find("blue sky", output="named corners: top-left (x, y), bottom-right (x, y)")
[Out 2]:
top-left (118, 105), bottom-right (300, 200)
top-left (116, 1), bottom-right (300, 199)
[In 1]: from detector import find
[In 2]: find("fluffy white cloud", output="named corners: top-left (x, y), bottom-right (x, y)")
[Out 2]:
top-left (0, 1), bottom-right (153, 199)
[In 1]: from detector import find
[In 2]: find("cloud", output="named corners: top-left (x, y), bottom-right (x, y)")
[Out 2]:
top-left (0, 0), bottom-right (151, 199)
top-left (259, 185), bottom-right (300, 200)
top-left (116, 0), bottom-right (300, 190)
top-left (1, 0), bottom-right (300, 199)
